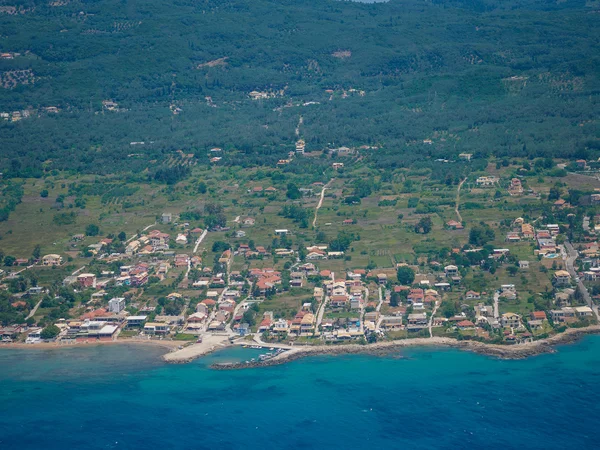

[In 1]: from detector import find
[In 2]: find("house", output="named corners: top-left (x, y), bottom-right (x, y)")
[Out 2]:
top-left (519, 261), bottom-right (529, 269)
top-left (126, 315), bottom-right (148, 327)
top-left (444, 265), bottom-right (458, 276)
top-left (306, 249), bottom-right (327, 260)
top-left (501, 313), bottom-right (521, 328)
top-left (521, 223), bottom-right (535, 239)
top-left (300, 313), bottom-right (315, 335)
top-left (42, 254), bottom-right (62, 266)
top-left (465, 291), bottom-right (481, 300)
top-left (235, 230), bottom-right (246, 238)
top-left (553, 270), bottom-right (571, 286)
top-left (187, 312), bottom-right (207, 324)
top-left (77, 273), bottom-right (97, 289)
top-left (290, 271), bottom-right (305, 288)
top-left (242, 217), bottom-right (256, 226)
top-left (296, 139), bottom-right (306, 154)
top-left (332, 162), bottom-right (344, 170)
top-left (176, 234), bottom-right (188, 245)
top-left (162, 212), bottom-right (172, 224)
top-left (508, 178), bottom-right (524, 195)
top-left (476, 176), bottom-right (498, 187)
top-left (218, 250), bottom-right (233, 268)
top-left (530, 311), bottom-right (546, 322)
top-left (407, 313), bottom-right (428, 328)
top-left (330, 295), bottom-right (349, 308)
top-left (108, 297), bottom-right (125, 313)
top-left (148, 230), bottom-right (170, 250)
top-left (458, 153), bottom-right (472, 161)
top-left (551, 308), bottom-right (576, 323)
top-left (144, 322), bottom-right (170, 335)
top-left (575, 306), bottom-right (594, 317)
top-left (174, 254), bottom-right (189, 267)
top-left (377, 274), bottom-right (387, 285)
top-left (457, 320), bottom-right (475, 330)
top-left (275, 229), bottom-right (289, 236)
top-left (506, 232), bottom-right (521, 242)
top-left (446, 220), bottom-right (464, 230)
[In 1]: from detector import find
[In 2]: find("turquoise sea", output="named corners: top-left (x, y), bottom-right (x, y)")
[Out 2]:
top-left (2, 337), bottom-right (600, 449)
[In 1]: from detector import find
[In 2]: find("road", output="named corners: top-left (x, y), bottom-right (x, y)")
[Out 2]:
top-left (564, 241), bottom-right (599, 319)
top-left (428, 300), bottom-right (440, 338)
top-left (312, 178), bottom-right (334, 228)
top-left (193, 229), bottom-right (208, 253)
top-left (376, 287), bottom-right (383, 312)
top-left (454, 178), bottom-right (467, 222)
top-left (71, 266), bottom-right (87, 276)
top-left (315, 294), bottom-right (328, 330)
top-left (26, 298), bottom-right (44, 320)
top-left (493, 291), bottom-right (500, 319)
top-left (126, 223), bottom-right (156, 243)
top-left (583, 216), bottom-right (590, 232)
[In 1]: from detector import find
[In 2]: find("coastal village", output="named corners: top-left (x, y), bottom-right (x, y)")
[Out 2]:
top-left (1, 154), bottom-right (600, 362)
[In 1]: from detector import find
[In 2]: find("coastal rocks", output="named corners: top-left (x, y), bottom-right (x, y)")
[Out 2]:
top-left (210, 326), bottom-right (600, 370)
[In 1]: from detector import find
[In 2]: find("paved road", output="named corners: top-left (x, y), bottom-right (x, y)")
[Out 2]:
top-left (315, 294), bottom-right (328, 330)
top-left (564, 241), bottom-right (600, 319)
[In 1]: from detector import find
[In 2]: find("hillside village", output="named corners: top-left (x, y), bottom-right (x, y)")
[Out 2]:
top-left (1, 156), bottom-right (600, 350)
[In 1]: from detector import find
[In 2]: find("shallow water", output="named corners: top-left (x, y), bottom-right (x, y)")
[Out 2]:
top-left (1, 338), bottom-right (600, 449)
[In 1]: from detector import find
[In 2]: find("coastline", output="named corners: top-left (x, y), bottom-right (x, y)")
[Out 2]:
top-left (209, 325), bottom-right (600, 370)
top-left (0, 338), bottom-right (180, 353)
top-left (2, 325), bottom-right (599, 367)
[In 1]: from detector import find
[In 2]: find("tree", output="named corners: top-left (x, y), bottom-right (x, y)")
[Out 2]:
top-left (212, 241), bottom-right (230, 253)
top-left (390, 292), bottom-right (401, 307)
top-left (507, 265), bottom-right (519, 277)
top-left (286, 183), bottom-right (301, 200)
top-left (40, 324), bottom-right (60, 340)
top-left (469, 225), bottom-right (495, 246)
top-left (197, 181), bottom-right (207, 194)
top-left (118, 231), bottom-right (126, 241)
top-left (85, 224), bottom-right (100, 236)
top-left (397, 266), bottom-right (415, 285)
top-left (243, 309), bottom-right (256, 327)
top-left (40, 189), bottom-right (48, 198)
top-left (415, 216), bottom-right (432, 234)
top-left (32, 244), bottom-right (41, 260)
top-left (4, 255), bottom-right (16, 267)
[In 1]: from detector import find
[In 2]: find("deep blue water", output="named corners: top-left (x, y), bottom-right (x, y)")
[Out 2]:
top-left (2, 337), bottom-right (600, 449)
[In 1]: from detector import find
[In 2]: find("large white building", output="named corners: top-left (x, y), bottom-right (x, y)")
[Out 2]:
top-left (108, 297), bottom-right (126, 313)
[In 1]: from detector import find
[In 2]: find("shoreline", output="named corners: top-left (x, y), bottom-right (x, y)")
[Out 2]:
top-left (0, 338), bottom-right (181, 353)
top-left (209, 325), bottom-right (600, 370)
top-left (2, 326), bottom-right (599, 367)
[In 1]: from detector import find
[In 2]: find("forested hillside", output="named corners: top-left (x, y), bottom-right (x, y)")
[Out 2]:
top-left (0, 0), bottom-right (598, 175)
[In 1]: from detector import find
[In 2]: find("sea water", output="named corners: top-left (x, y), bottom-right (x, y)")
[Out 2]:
top-left (1, 337), bottom-right (600, 449)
